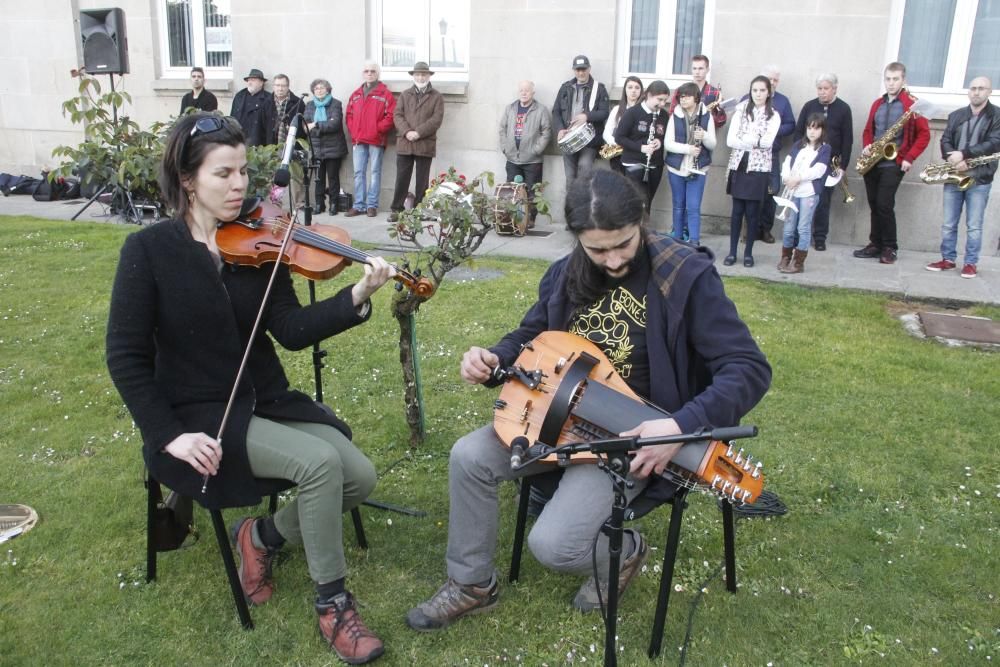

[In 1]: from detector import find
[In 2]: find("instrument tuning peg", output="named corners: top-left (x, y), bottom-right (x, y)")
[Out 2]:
top-left (394, 282), bottom-right (403, 291)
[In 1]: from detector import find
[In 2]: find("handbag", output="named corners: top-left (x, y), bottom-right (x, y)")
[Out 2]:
top-left (148, 478), bottom-right (197, 551)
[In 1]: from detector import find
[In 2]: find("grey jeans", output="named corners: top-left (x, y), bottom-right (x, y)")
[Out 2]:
top-left (445, 425), bottom-right (647, 585)
top-left (245, 416), bottom-right (377, 585)
top-left (562, 146), bottom-right (598, 188)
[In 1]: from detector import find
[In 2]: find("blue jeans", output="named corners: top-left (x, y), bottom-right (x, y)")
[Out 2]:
top-left (941, 182), bottom-right (990, 266)
top-left (351, 143), bottom-right (384, 210)
top-left (782, 193), bottom-right (818, 252)
top-left (668, 172), bottom-right (707, 244)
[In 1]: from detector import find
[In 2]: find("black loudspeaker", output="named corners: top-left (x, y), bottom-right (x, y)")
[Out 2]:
top-left (80, 8), bottom-right (129, 75)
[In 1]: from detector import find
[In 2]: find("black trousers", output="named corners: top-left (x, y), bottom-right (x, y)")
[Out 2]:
top-left (316, 157), bottom-right (342, 208)
top-left (624, 164), bottom-right (664, 210)
top-left (729, 197), bottom-right (760, 258)
top-left (863, 165), bottom-right (904, 250)
top-left (391, 154), bottom-right (432, 212)
top-left (505, 161), bottom-right (543, 220)
top-left (811, 185), bottom-right (835, 243)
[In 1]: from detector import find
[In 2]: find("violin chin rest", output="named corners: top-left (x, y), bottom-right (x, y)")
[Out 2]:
top-left (239, 196), bottom-right (263, 219)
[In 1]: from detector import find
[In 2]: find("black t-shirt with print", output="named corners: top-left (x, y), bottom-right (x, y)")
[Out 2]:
top-left (569, 253), bottom-right (651, 399)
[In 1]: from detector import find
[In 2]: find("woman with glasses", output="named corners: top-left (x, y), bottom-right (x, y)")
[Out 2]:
top-left (106, 112), bottom-right (391, 664)
top-left (305, 78), bottom-right (348, 215)
top-left (665, 82), bottom-right (717, 246)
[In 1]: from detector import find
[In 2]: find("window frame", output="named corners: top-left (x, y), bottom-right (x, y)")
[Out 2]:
top-left (155, 0), bottom-right (233, 80)
top-left (885, 0), bottom-right (998, 111)
top-left (613, 0), bottom-right (716, 91)
top-left (370, 0), bottom-right (471, 85)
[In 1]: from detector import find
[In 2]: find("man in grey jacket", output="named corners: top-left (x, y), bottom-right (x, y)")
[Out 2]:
top-left (499, 81), bottom-right (551, 227)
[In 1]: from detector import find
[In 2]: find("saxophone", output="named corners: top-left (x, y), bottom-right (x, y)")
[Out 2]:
top-left (855, 93), bottom-right (920, 175)
top-left (920, 151), bottom-right (1000, 191)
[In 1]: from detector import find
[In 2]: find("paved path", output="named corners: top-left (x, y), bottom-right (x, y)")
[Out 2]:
top-left (3, 195), bottom-right (997, 305)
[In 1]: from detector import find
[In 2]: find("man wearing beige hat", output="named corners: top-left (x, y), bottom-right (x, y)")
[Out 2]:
top-left (231, 68), bottom-right (275, 147)
top-left (389, 62), bottom-right (445, 221)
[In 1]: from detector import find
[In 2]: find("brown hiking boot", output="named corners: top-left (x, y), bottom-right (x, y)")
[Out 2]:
top-left (780, 249), bottom-right (807, 274)
top-left (231, 517), bottom-right (277, 606)
top-left (572, 530), bottom-right (649, 612)
top-left (406, 575), bottom-right (499, 631)
top-left (317, 592), bottom-right (384, 664)
top-left (776, 246), bottom-right (793, 271)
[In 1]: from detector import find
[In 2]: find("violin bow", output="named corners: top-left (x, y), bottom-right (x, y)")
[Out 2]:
top-left (201, 209), bottom-right (300, 494)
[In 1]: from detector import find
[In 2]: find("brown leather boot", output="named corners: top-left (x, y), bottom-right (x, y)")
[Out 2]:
top-left (781, 249), bottom-right (807, 273)
top-left (317, 592), bottom-right (384, 664)
top-left (776, 246), bottom-right (793, 271)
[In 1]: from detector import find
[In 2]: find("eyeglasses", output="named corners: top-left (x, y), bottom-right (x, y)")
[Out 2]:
top-left (363, 69), bottom-right (377, 73)
top-left (190, 115), bottom-right (227, 137)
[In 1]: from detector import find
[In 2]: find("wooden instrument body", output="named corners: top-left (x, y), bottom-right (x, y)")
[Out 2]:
top-left (493, 331), bottom-right (764, 504)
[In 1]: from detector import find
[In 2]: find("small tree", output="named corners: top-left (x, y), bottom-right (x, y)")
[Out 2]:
top-left (389, 167), bottom-right (548, 445)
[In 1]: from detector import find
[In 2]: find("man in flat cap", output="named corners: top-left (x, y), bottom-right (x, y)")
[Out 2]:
top-left (231, 68), bottom-right (276, 147)
top-left (552, 55), bottom-right (609, 189)
top-left (389, 62), bottom-right (445, 221)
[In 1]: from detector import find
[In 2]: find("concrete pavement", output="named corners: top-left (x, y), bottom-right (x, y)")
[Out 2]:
top-left (2, 194), bottom-right (997, 305)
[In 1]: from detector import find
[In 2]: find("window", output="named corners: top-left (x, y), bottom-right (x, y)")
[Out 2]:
top-left (618, 0), bottom-right (714, 79)
top-left (373, 0), bottom-right (470, 81)
top-left (158, 0), bottom-right (232, 77)
top-left (889, 0), bottom-right (999, 97)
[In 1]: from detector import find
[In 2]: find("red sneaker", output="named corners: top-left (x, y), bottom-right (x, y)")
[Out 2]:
top-left (925, 259), bottom-right (956, 272)
top-left (317, 592), bottom-right (384, 664)
top-left (960, 264), bottom-right (978, 279)
top-left (231, 518), bottom-right (276, 605)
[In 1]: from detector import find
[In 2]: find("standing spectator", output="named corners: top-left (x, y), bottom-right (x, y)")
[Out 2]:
top-left (179, 67), bottom-right (217, 114)
top-left (552, 55), bottom-right (610, 188)
top-left (665, 82), bottom-right (718, 246)
top-left (305, 78), bottom-right (349, 216)
top-left (753, 66), bottom-right (796, 244)
top-left (388, 62), bottom-right (445, 222)
top-left (670, 55), bottom-right (727, 129)
top-left (230, 68), bottom-right (275, 148)
top-left (498, 80), bottom-right (551, 228)
top-left (853, 62), bottom-right (930, 265)
top-left (614, 80), bottom-right (670, 206)
top-left (793, 73), bottom-right (853, 251)
top-left (345, 61), bottom-right (396, 218)
top-left (271, 74), bottom-right (306, 206)
top-left (603, 76), bottom-right (644, 174)
top-left (925, 77), bottom-right (1000, 279)
top-left (725, 76), bottom-right (781, 268)
top-left (777, 114), bottom-right (832, 274)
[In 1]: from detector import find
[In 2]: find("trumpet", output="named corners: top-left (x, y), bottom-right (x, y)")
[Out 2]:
top-left (773, 186), bottom-right (799, 221)
top-left (827, 157), bottom-right (856, 203)
top-left (920, 151), bottom-right (1000, 191)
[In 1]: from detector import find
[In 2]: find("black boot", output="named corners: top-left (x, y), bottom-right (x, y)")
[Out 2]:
top-left (328, 196), bottom-right (338, 216)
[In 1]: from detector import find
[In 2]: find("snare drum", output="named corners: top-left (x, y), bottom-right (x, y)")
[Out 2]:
top-left (493, 182), bottom-right (529, 236)
top-left (557, 122), bottom-right (596, 155)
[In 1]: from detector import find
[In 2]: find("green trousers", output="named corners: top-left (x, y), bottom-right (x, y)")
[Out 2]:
top-left (245, 416), bottom-right (376, 585)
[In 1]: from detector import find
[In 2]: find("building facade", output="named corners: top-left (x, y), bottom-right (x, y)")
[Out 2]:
top-left (1, 0), bottom-right (997, 255)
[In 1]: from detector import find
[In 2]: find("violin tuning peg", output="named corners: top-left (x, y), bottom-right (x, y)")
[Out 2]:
top-left (394, 282), bottom-right (404, 291)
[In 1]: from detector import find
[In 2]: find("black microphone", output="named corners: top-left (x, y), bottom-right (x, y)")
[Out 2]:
top-left (273, 114), bottom-right (300, 187)
top-left (509, 436), bottom-right (531, 470)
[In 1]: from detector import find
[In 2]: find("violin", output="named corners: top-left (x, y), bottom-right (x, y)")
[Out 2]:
top-left (215, 198), bottom-right (435, 298)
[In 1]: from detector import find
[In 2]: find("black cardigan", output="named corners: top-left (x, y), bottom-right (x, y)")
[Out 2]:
top-left (614, 103), bottom-right (668, 167)
top-left (106, 219), bottom-right (370, 508)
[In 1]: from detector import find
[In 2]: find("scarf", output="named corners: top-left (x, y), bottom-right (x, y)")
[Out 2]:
top-left (312, 94), bottom-right (332, 122)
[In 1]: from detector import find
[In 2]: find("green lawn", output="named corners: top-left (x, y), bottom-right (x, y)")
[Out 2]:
top-left (0, 216), bottom-right (997, 666)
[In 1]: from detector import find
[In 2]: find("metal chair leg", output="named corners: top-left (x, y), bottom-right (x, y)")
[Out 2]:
top-left (722, 500), bottom-right (737, 593)
top-left (210, 509), bottom-right (254, 630)
top-left (648, 490), bottom-right (689, 659)
top-left (508, 479), bottom-right (533, 583)
top-left (350, 507), bottom-right (368, 550)
top-left (146, 479), bottom-right (157, 582)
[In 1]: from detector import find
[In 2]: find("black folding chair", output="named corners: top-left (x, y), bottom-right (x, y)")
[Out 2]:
top-left (145, 476), bottom-right (367, 630)
top-left (508, 475), bottom-right (736, 659)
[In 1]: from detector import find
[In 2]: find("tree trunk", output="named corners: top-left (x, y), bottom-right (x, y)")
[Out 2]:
top-left (392, 292), bottom-right (425, 447)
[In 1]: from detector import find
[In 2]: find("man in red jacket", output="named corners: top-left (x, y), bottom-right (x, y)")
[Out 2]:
top-left (853, 62), bottom-right (930, 265)
top-left (345, 61), bottom-right (397, 217)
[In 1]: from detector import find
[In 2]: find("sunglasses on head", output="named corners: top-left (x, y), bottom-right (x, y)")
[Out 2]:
top-left (189, 115), bottom-right (227, 137)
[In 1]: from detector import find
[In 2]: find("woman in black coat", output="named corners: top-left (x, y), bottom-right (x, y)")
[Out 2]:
top-left (105, 113), bottom-right (389, 663)
top-left (305, 78), bottom-right (349, 215)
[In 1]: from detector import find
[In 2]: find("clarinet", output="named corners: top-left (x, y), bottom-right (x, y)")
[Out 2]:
top-left (642, 110), bottom-right (657, 183)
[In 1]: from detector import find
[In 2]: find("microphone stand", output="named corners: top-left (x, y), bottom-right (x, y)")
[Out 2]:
top-left (295, 121), bottom-right (425, 519)
top-left (514, 425), bottom-right (757, 667)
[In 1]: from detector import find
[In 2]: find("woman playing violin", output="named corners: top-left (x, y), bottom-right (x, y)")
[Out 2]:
top-left (106, 112), bottom-right (391, 664)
